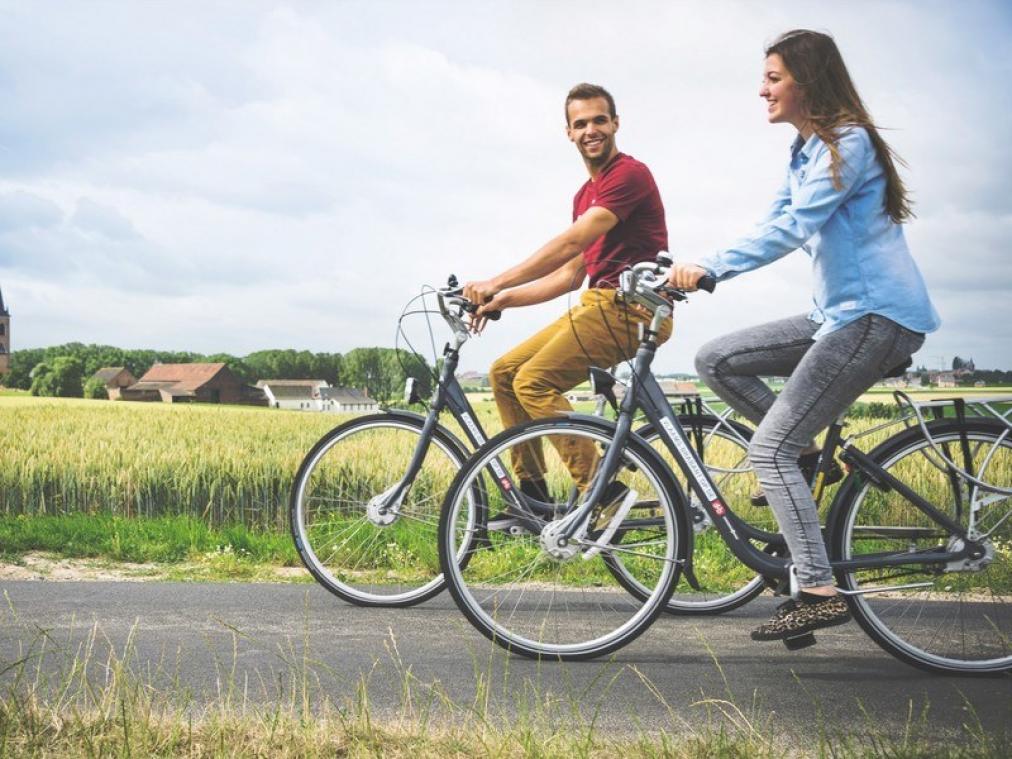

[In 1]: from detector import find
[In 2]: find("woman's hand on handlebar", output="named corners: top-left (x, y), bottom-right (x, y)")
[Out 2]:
top-left (667, 262), bottom-right (710, 291)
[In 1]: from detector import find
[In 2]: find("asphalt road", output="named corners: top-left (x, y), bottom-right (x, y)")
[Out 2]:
top-left (1, 580), bottom-right (1009, 742)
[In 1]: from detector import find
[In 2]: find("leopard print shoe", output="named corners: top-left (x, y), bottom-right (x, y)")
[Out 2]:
top-left (750, 593), bottom-right (851, 641)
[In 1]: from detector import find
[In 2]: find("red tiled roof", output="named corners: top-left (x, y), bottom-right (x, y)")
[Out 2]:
top-left (137, 363), bottom-right (228, 392)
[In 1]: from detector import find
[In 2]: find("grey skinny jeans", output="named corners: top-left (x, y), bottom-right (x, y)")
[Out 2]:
top-left (695, 313), bottom-right (925, 587)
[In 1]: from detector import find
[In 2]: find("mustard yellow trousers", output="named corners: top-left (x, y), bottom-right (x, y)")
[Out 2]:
top-left (489, 289), bottom-right (672, 490)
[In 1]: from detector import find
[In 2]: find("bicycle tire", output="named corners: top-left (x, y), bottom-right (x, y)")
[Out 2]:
top-left (290, 412), bottom-right (475, 607)
top-left (624, 415), bottom-right (769, 615)
top-left (828, 418), bottom-right (1012, 675)
top-left (437, 415), bottom-right (688, 660)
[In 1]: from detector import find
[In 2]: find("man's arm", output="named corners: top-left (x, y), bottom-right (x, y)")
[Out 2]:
top-left (474, 255), bottom-right (586, 325)
top-left (463, 205), bottom-right (617, 307)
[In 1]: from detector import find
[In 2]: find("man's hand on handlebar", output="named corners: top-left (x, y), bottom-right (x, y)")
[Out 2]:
top-left (463, 278), bottom-right (500, 309)
top-left (468, 292), bottom-right (506, 334)
top-left (463, 278), bottom-right (505, 334)
top-left (667, 262), bottom-right (710, 291)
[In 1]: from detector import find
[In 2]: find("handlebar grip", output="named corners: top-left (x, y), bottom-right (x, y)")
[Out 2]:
top-left (697, 275), bottom-right (717, 293)
top-left (462, 302), bottom-right (502, 320)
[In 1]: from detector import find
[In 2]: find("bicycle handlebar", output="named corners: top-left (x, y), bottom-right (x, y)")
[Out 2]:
top-left (620, 255), bottom-right (716, 313)
top-left (433, 277), bottom-right (501, 341)
top-left (439, 286), bottom-right (501, 321)
top-left (461, 300), bottom-right (502, 321)
top-left (697, 275), bottom-right (717, 293)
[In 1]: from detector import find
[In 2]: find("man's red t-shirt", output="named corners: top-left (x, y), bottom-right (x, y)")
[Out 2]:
top-left (572, 153), bottom-right (668, 288)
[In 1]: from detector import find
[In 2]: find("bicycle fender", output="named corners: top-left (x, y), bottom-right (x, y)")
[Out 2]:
top-left (563, 412), bottom-right (618, 428)
top-left (376, 409), bottom-right (472, 458)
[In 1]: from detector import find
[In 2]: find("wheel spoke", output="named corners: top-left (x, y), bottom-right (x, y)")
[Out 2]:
top-left (292, 418), bottom-right (466, 605)
top-left (440, 420), bottom-right (682, 659)
top-left (837, 421), bottom-right (1012, 673)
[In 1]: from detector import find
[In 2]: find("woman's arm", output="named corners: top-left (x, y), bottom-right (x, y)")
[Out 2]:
top-left (701, 128), bottom-right (872, 281)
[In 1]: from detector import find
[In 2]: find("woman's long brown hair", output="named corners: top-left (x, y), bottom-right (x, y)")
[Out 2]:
top-left (767, 30), bottom-right (913, 223)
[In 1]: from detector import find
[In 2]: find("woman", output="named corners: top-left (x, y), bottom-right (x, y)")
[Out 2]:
top-left (668, 29), bottom-right (940, 642)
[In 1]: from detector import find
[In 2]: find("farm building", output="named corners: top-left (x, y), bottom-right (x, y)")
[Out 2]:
top-left (932, 371), bottom-right (958, 388)
top-left (615, 379), bottom-right (698, 402)
top-left (120, 363), bottom-right (260, 404)
top-left (256, 380), bottom-right (379, 414)
top-left (257, 379), bottom-right (328, 410)
top-left (91, 367), bottom-right (138, 399)
top-left (321, 386), bottom-right (379, 413)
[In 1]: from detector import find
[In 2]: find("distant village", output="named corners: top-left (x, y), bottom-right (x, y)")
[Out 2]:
top-left (0, 285), bottom-right (1005, 417)
top-left (91, 364), bottom-right (380, 414)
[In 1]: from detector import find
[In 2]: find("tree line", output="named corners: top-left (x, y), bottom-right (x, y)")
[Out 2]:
top-left (3, 343), bottom-right (433, 403)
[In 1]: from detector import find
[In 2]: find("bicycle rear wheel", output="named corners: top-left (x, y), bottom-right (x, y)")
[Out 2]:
top-left (830, 419), bottom-right (1012, 674)
top-left (438, 417), bottom-right (686, 660)
top-left (291, 413), bottom-right (473, 607)
top-left (637, 415), bottom-right (771, 614)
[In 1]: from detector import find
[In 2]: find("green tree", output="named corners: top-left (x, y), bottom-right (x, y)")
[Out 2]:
top-left (343, 347), bottom-right (432, 403)
top-left (83, 375), bottom-right (109, 399)
top-left (29, 356), bottom-right (85, 397)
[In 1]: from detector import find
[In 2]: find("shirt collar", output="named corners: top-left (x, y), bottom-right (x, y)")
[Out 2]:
top-left (590, 152), bottom-right (626, 182)
top-left (790, 131), bottom-right (821, 162)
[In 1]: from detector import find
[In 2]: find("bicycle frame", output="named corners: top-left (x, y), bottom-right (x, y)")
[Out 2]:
top-left (569, 308), bottom-right (979, 586)
top-left (383, 297), bottom-right (533, 518)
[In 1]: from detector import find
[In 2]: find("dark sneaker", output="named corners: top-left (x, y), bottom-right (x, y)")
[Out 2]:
top-left (750, 451), bottom-right (844, 507)
top-left (750, 593), bottom-right (851, 641)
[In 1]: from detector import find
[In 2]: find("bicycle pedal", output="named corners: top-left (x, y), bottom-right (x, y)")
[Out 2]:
top-left (783, 632), bottom-right (817, 651)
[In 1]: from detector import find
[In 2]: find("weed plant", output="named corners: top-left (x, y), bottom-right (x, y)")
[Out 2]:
top-left (0, 594), bottom-right (1006, 758)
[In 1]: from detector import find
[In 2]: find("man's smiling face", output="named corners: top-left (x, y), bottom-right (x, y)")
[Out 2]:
top-left (566, 97), bottom-right (619, 168)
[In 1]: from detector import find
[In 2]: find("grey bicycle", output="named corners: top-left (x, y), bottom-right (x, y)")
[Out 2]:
top-left (436, 256), bottom-right (1012, 674)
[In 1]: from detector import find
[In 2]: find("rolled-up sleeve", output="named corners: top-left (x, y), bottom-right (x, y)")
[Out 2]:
top-left (701, 129), bottom-right (872, 281)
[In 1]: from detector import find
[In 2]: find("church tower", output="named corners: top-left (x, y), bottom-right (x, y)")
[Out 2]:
top-left (0, 286), bottom-right (10, 376)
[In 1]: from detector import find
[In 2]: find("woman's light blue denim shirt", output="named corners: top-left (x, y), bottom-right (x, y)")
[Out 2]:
top-left (700, 127), bottom-right (940, 338)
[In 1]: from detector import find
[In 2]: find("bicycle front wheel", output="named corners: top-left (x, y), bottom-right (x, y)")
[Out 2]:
top-left (291, 413), bottom-right (471, 607)
top-left (830, 419), bottom-right (1012, 675)
top-left (438, 417), bottom-right (686, 660)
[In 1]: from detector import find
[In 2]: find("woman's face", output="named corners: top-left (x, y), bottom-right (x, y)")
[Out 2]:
top-left (760, 53), bottom-right (805, 129)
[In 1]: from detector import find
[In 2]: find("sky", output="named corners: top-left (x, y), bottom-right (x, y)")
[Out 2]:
top-left (1, 1), bottom-right (1010, 374)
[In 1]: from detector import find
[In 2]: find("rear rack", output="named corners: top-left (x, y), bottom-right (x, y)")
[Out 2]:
top-left (892, 391), bottom-right (1012, 496)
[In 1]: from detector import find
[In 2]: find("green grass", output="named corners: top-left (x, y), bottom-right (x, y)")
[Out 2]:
top-left (0, 514), bottom-right (298, 567)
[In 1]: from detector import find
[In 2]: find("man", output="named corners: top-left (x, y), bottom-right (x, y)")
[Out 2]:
top-left (464, 82), bottom-right (671, 504)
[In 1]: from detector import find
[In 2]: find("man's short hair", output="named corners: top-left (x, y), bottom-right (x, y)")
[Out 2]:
top-left (564, 83), bottom-right (617, 125)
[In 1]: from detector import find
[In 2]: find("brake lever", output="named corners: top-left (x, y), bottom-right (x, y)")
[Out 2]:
top-left (657, 285), bottom-right (688, 302)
